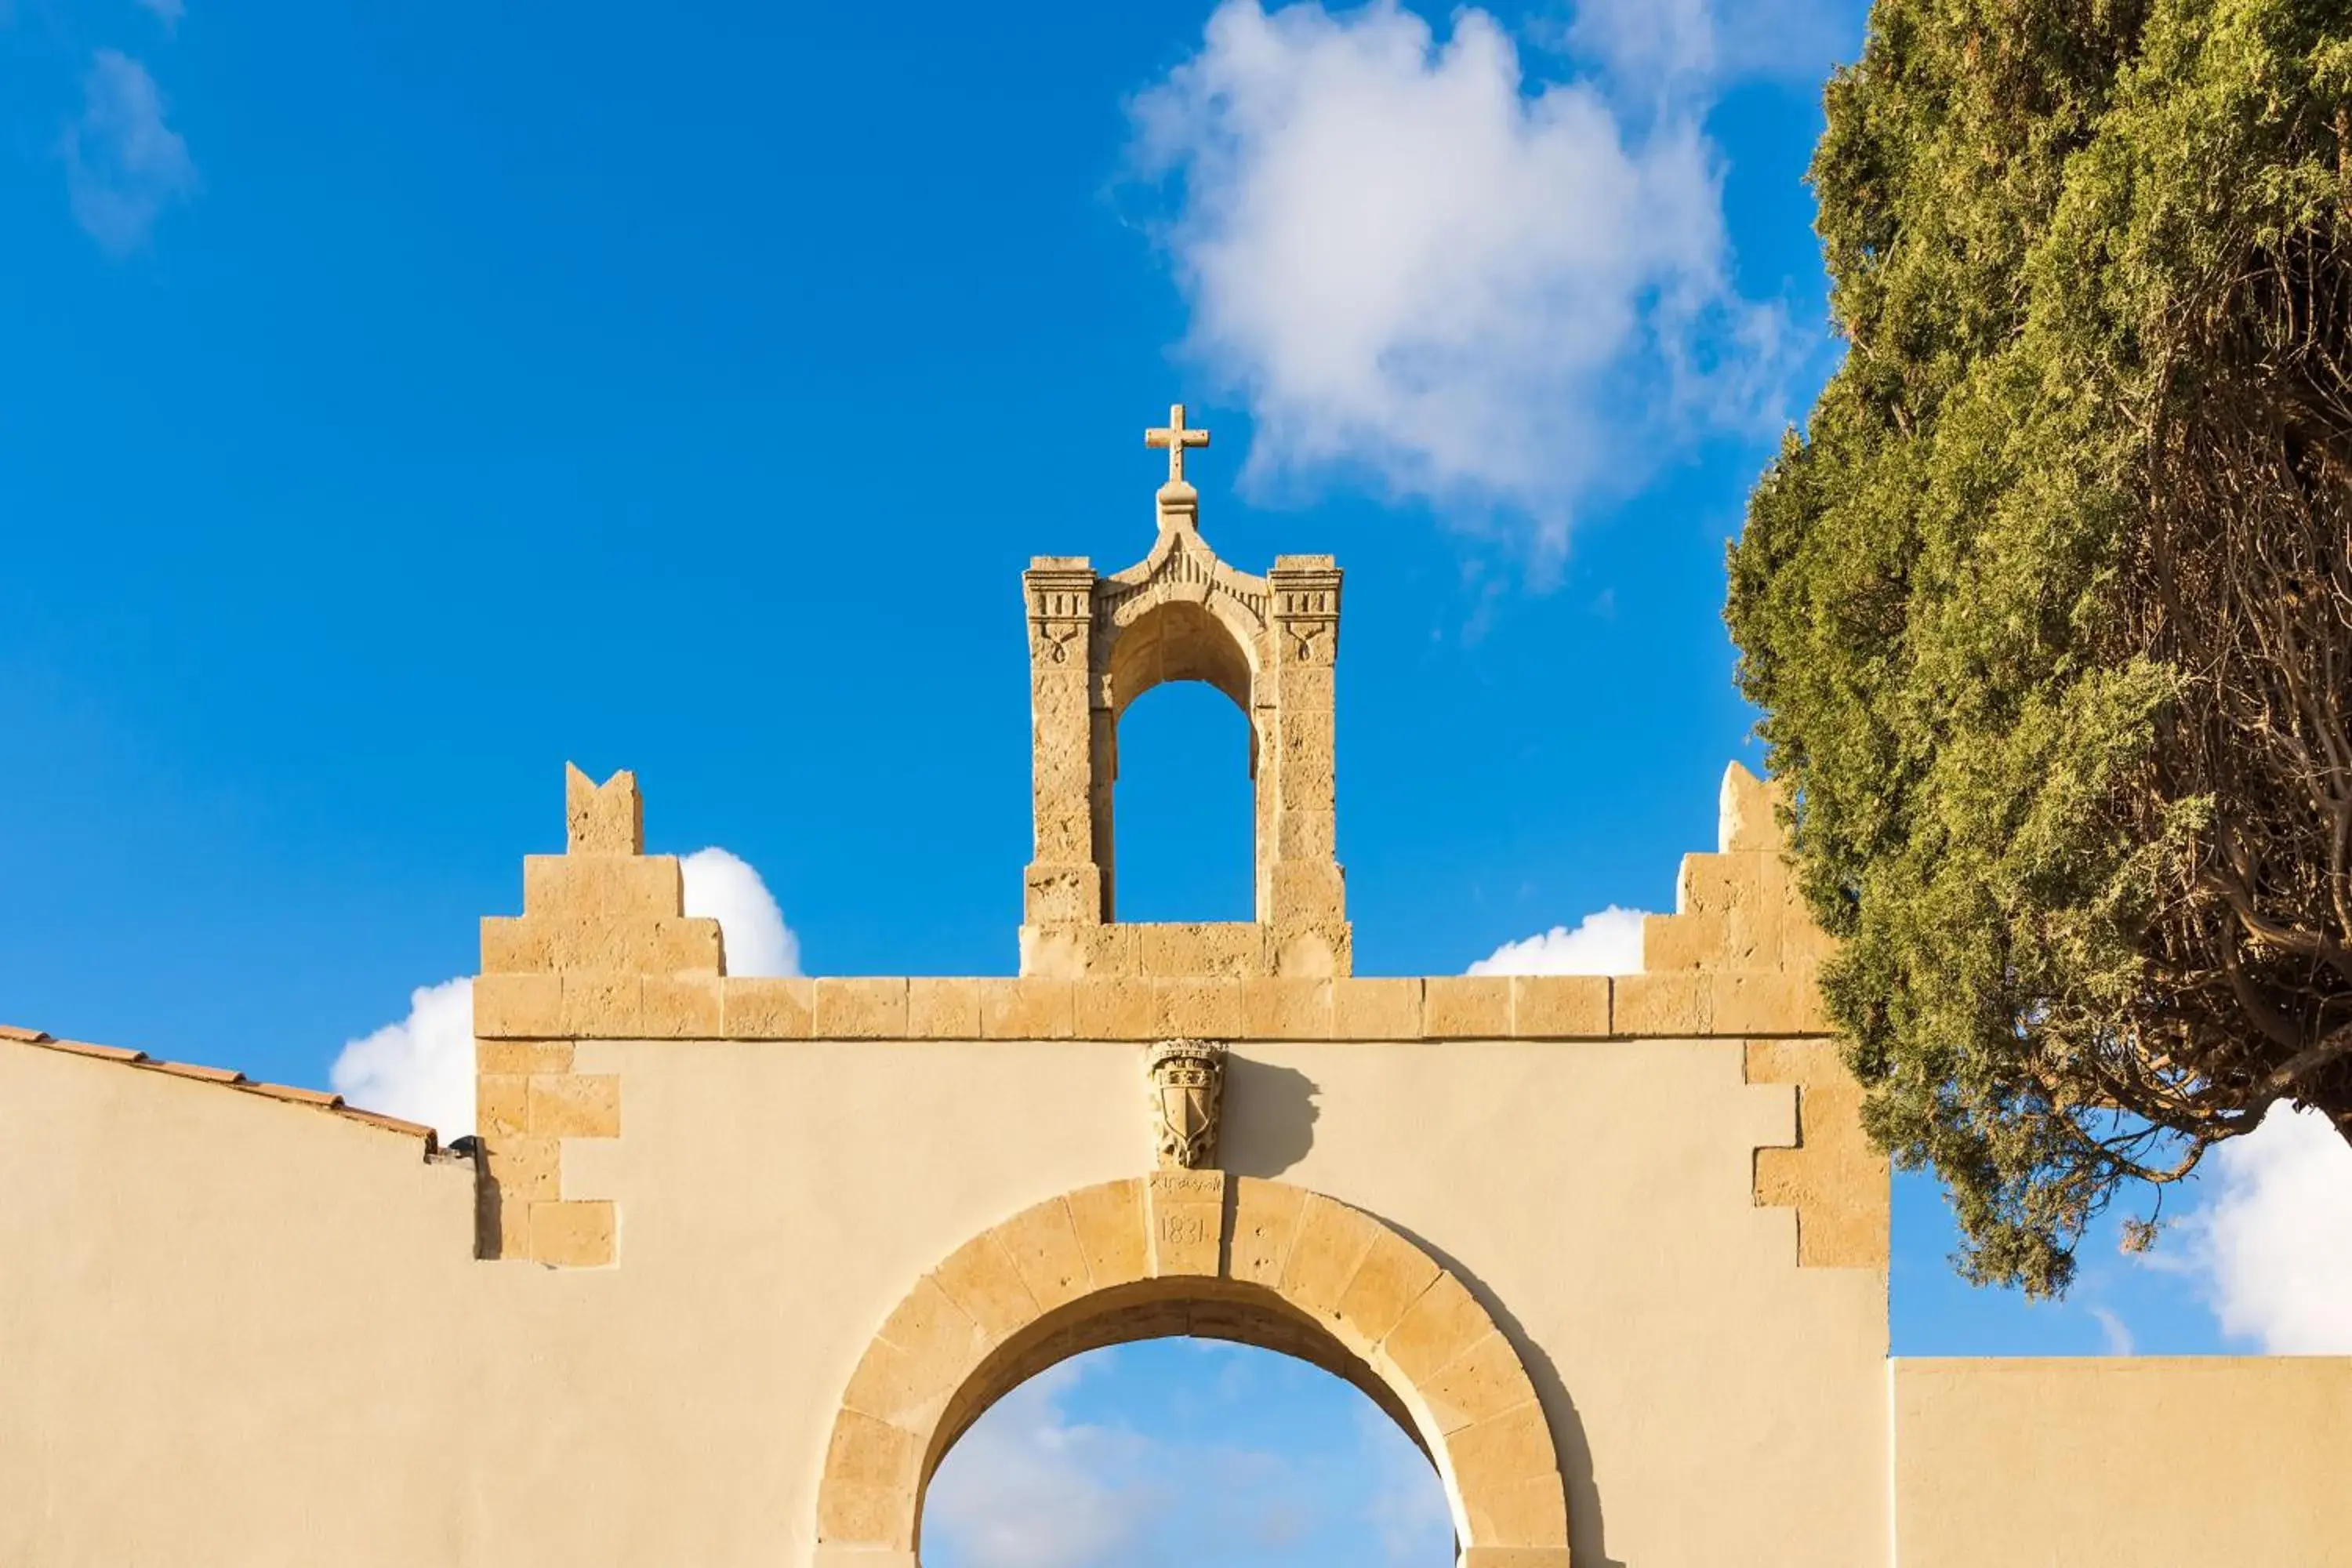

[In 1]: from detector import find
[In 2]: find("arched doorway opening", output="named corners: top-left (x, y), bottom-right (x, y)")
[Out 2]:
top-left (811, 1177), bottom-right (1571, 1566)
top-left (924, 1338), bottom-right (1454, 1566)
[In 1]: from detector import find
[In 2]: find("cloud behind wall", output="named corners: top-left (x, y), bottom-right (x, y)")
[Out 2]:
top-left (1127, 0), bottom-right (1798, 554)
top-left (2177, 1104), bottom-right (2352, 1352)
top-left (328, 847), bottom-right (798, 1141)
top-left (1468, 905), bottom-right (1649, 975)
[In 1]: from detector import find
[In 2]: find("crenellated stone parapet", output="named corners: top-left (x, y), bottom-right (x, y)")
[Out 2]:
top-left (470, 764), bottom-right (725, 1267)
top-left (1636, 761), bottom-right (1886, 1270)
top-left (470, 756), bottom-right (1884, 1279)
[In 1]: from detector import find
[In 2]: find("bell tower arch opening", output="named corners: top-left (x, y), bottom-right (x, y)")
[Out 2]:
top-left (1019, 404), bottom-right (1351, 981)
top-left (1103, 597), bottom-right (1261, 924)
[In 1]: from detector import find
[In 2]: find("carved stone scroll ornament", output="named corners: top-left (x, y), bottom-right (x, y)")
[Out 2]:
top-left (1146, 1039), bottom-right (1227, 1170)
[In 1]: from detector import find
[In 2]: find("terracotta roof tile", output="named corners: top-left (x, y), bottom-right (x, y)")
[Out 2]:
top-left (40, 1037), bottom-right (146, 1064)
top-left (334, 1106), bottom-right (441, 1141)
top-left (238, 1082), bottom-right (343, 1109)
top-left (144, 1060), bottom-right (247, 1084)
top-left (2, 1022), bottom-right (437, 1156)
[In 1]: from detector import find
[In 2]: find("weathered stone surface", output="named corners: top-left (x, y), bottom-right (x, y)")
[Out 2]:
top-left (1424, 1329), bottom-right (1542, 1432)
top-left (1382, 1269), bottom-right (1491, 1385)
top-left (1331, 1225), bottom-right (1442, 1353)
top-left (1610, 971), bottom-right (1711, 1036)
top-left (978, 978), bottom-right (1074, 1040)
top-left (528, 1200), bottom-right (615, 1268)
top-left (1227, 1176), bottom-right (1307, 1288)
top-left (929, 1234), bottom-right (1039, 1347)
top-left (641, 975), bottom-right (721, 1038)
top-left (1422, 976), bottom-right (1512, 1039)
top-left (814, 978), bottom-right (909, 1040)
top-left (476, 1074), bottom-right (529, 1138)
top-left (1151, 978), bottom-right (1241, 1038)
top-left (906, 978), bottom-right (981, 1040)
top-left (1749, 1038), bottom-right (1890, 1269)
top-left (560, 973), bottom-right (644, 1037)
top-left (1073, 978), bottom-right (1155, 1040)
top-left (1145, 1168), bottom-right (1226, 1277)
top-left (1332, 978), bottom-right (1421, 1040)
top-left (1509, 975), bottom-right (1610, 1037)
top-left (564, 764), bottom-right (643, 855)
top-left (526, 1073), bottom-right (619, 1138)
top-left (1238, 978), bottom-right (1333, 1040)
top-left (475, 1038), bottom-right (573, 1076)
top-left (993, 1198), bottom-right (1091, 1310)
top-left (1279, 1193), bottom-right (1380, 1319)
top-left (474, 973), bottom-right (561, 1039)
top-left (1065, 1180), bottom-right (1149, 1289)
top-left (722, 976), bottom-right (813, 1038)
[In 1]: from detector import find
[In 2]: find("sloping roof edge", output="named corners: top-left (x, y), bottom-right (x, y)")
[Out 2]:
top-left (0, 1024), bottom-right (440, 1155)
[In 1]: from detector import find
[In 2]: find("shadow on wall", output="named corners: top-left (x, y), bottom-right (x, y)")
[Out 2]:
top-left (1219, 1056), bottom-right (1320, 1177)
top-left (1385, 1212), bottom-right (1621, 1568)
top-left (1210, 1056), bottom-right (1617, 1565)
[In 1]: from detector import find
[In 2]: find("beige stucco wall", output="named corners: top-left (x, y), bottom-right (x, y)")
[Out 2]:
top-left (2, 1026), bottom-right (1887, 1567)
top-left (1893, 1356), bottom-right (2352, 1566)
top-left (13, 1029), bottom-right (2352, 1567)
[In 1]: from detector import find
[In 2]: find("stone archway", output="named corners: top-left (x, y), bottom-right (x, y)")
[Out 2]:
top-left (812, 1174), bottom-right (1570, 1566)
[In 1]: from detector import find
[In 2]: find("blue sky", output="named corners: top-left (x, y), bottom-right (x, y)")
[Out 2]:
top-left (5, 1), bottom-right (2348, 1562)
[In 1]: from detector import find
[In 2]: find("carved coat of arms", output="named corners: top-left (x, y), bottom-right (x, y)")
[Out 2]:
top-left (1146, 1038), bottom-right (1227, 1170)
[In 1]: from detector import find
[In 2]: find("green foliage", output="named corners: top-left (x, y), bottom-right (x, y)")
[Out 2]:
top-left (1730, 0), bottom-right (2352, 1294)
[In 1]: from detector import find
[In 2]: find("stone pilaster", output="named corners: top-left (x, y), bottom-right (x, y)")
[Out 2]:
top-left (1021, 558), bottom-right (1102, 928)
top-left (1265, 556), bottom-right (1351, 976)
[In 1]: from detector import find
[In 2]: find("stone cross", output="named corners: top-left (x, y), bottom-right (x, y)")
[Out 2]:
top-left (1145, 404), bottom-right (1210, 486)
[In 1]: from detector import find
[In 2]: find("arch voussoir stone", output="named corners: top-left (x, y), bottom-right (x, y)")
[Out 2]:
top-left (811, 1175), bottom-right (1572, 1566)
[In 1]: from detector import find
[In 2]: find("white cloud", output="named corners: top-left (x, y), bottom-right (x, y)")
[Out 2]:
top-left (1128, 0), bottom-right (1794, 553)
top-left (681, 846), bottom-right (801, 978)
top-left (136, 0), bottom-right (185, 28)
top-left (329, 976), bottom-right (477, 1145)
top-left (1355, 1403), bottom-right (1454, 1561)
top-left (1468, 905), bottom-right (1649, 975)
top-left (61, 50), bottom-right (197, 255)
top-left (924, 1361), bottom-right (1160, 1568)
top-left (2085, 1305), bottom-right (2134, 1357)
top-left (927, 1345), bottom-right (1455, 1566)
top-left (328, 847), bottom-right (798, 1139)
top-left (2180, 1103), bottom-right (2352, 1352)
top-left (1559, 0), bottom-right (1852, 98)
